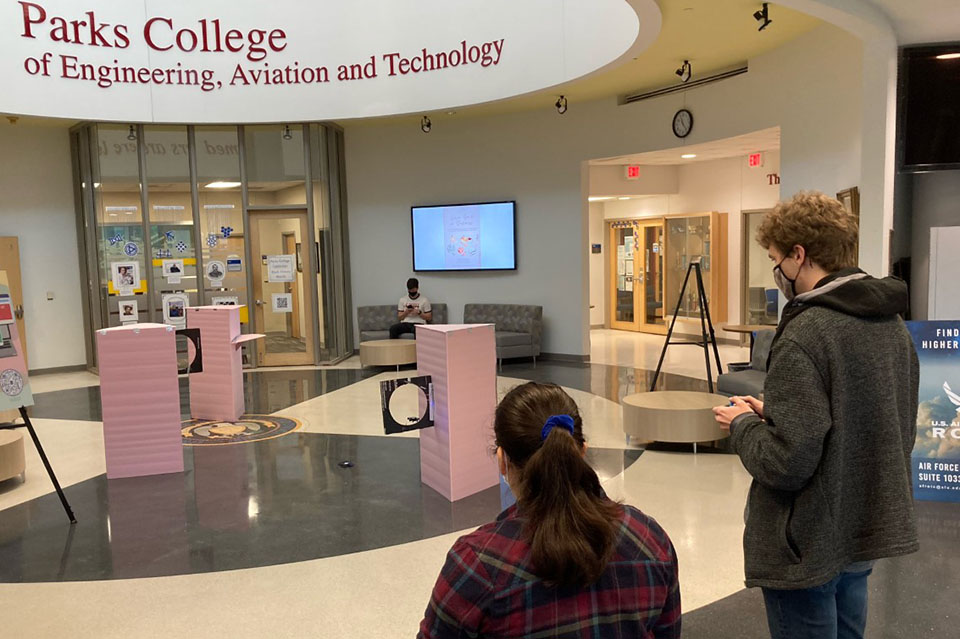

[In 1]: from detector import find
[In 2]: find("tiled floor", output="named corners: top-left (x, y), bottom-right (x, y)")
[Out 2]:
top-left (0, 330), bottom-right (953, 637)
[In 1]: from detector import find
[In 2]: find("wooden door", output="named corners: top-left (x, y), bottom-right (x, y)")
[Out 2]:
top-left (249, 211), bottom-right (315, 366)
top-left (0, 238), bottom-right (27, 368)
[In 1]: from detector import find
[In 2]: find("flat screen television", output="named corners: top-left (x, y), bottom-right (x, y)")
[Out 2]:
top-left (899, 45), bottom-right (960, 171)
top-left (411, 201), bottom-right (516, 271)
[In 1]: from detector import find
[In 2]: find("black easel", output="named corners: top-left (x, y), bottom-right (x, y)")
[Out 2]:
top-left (649, 259), bottom-right (723, 392)
top-left (0, 408), bottom-right (76, 524)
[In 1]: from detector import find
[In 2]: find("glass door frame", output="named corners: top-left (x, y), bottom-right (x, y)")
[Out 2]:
top-left (637, 220), bottom-right (667, 335)
top-left (608, 219), bottom-right (667, 335)
top-left (247, 208), bottom-right (316, 366)
top-left (740, 209), bottom-right (777, 339)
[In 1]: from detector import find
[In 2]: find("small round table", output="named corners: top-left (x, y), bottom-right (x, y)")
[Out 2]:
top-left (359, 339), bottom-right (417, 371)
top-left (622, 391), bottom-right (730, 453)
top-left (0, 430), bottom-right (26, 483)
top-left (720, 323), bottom-right (775, 356)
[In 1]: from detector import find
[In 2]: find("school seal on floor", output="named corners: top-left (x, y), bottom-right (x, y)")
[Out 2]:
top-left (181, 415), bottom-right (301, 445)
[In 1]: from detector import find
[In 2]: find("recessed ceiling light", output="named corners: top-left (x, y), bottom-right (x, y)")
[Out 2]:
top-left (205, 181), bottom-right (241, 189)
top-left (681, 153), bottom-right (697, 159)
top-left (936, 53), bottom-right (960, 60)
top-left (446, 110), bottom-right (457, 115)
top-left (588, 196), bottom-right (616, 202)
top-left (618, 197), bottom-right (631, 201)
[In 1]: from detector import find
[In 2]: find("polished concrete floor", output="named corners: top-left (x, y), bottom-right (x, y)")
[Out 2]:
top-left (0, 330), bottom-right (955, 637)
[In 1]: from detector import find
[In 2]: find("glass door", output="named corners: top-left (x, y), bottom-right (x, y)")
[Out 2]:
top-left (249, 210), bottom-right (315, 366)
top-left (609, 224), bottom-right (639, 330)
top-left (742, 210), bottom-right (779, 326)
top-left (639, 221), bottom-right (666, 332)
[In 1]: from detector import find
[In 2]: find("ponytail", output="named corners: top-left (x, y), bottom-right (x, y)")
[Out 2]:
top-left (494, 382), bottom-right (622, 588)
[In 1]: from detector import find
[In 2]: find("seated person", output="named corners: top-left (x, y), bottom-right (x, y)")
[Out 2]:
top-left (418, 382), bottom-right (680, 638)
top-left (390, 278), bottom-right (431, 339)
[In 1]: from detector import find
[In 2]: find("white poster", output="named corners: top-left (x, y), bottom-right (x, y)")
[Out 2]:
top-left (267, 255), bottom-right (296, 283)
top-left (272, 293), bottom-right (293, 313)
top-left (118, 299), bottom-right (139, 324)
top-left (162, 259), bottom-right (184, 284)
top-left (212, 296), bottom-right (240, 306)
top-left (162, 293), bottom-right (189, 328)
top-left (111, 261), bottom-right (140, 296)
top-left (206, 260), bottom-right (226, 285)
top-left (226, 255), bottom-right (243, 272)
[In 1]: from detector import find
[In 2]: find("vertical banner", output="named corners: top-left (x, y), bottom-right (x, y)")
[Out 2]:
top-left (907, 321), bottom-right (960, 502)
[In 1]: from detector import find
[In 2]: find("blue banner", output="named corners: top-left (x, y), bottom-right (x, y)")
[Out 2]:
top-left (907, 321), bottom-right (960, 502)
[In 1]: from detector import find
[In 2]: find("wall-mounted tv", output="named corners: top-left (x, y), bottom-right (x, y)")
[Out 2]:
top-left (899, 44), bottom-right (960, 171)
top-left (411, 201), bottom-right (516, 272)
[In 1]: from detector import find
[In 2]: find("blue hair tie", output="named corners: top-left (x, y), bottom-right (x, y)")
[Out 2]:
top-left (541, 414), bottom-right (575, 441)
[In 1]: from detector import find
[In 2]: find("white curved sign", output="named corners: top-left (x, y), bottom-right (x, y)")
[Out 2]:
top-left (0, 0), bottom-right (660, 123)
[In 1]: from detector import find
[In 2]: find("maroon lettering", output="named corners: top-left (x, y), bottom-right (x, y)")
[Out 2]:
top-left (144, 17), bottom-right (173, 51)
top-left (224, 29), bottom-right (243, 53)
top-left (268, 29), bottom-right (287, 53)
top-left (86, 12), bottom-right (111, 47)
top-left (114, 24), bottom-right (130, 48)
top-left (19, 1), bottom-right (45, 38)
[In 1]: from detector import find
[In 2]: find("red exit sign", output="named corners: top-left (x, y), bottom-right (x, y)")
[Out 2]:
top-left (748, 152), bottom-right (764, 168)
top-left (625, 165), bottom-right (641, 180)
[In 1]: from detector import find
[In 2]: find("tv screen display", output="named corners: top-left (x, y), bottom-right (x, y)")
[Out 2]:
top-left (411, 201), bottom-right (516, 271)
top-left (900, 46), bottom-right (960, 170)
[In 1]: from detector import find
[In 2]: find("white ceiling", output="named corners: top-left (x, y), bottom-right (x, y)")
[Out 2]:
top-left (868, 0), bottom-right (960, 45)
top-left (590, 126), bottom-right (780, 166)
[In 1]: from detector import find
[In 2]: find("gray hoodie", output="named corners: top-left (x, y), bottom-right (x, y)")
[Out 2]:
top-left (730, 268), bottom-right (920, 589)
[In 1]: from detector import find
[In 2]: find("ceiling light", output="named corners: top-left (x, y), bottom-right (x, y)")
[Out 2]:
top-left (753, 3), bottom-right (772, 31)
top-left (936, 52), bottom-right (960, 60)
top-left (446, 110), bottom-right (457, 116)
top-left (675, 60), bottom-right (692, 83)
top-left (108, 213), bottom-right (119, 217)
top-left (618, 197), bottom-right (631, 201)
top-left (420, 115), bottom-right (432, 133)
top-left (127, 125), bottom-right (137, 141)
top-left (205, 181), bottom-right (241, 189)
top-left (588, 196), bottom-right (616, 202)
top-left (681, 153), bottom-right (697, 159)
top-left (282, 124), bottom-right (293, 140)
top-left (555, 95), bottom-right (568, 115)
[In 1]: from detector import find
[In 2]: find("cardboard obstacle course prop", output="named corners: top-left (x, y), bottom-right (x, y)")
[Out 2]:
top-left (0, 271), bottom-right (75, 523)
top-left (97, 305), bottom-right (263, 480)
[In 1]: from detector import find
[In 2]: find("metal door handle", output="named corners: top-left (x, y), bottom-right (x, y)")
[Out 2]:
top-left (14, 305), bottom-right (23, 320)
top-left (255, 300), bottom-right (263, 306)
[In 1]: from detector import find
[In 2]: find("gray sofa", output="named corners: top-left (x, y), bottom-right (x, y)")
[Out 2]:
top-left (463, 303), bottom-right (542, 366)
top-left (357, 303), bottom-right (448, 341)
top-left (716, 329), bottom-right (776, 397)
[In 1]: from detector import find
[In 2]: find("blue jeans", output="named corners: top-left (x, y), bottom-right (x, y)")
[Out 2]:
top-left (762, 568), bottom-right (872, 639)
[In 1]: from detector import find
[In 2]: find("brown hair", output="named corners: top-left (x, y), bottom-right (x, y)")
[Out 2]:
top-left (756, 191), bottom-right (859, 271)
top-left (494, 382), bottom-right (622, 588)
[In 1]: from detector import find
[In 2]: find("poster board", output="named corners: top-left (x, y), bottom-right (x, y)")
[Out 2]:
top-left (380, 376), bottom-right (434, 435)
top-left (0, 271), bottom-right (33, 412)
top-left (907, 321), bottom-right (960, 502)
top-left (266, 255), bottom-right (296, 283)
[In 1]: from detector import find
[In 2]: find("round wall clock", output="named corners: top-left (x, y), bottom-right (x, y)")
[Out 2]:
top-left (672, 109), bottom-right (694, 138)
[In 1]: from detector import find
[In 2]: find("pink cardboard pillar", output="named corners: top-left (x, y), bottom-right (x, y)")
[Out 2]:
top-left (97, 324), bottom-right (183, 479)
top-left (417, 324), bottom-right (499, 501)
top-left (187, 306), bottom-right (256, 422)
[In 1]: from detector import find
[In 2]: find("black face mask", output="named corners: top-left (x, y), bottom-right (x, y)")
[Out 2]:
top-left (773, 255), bottom-right (801, 301)
top-left (407, 291), bottom-right (419, 299)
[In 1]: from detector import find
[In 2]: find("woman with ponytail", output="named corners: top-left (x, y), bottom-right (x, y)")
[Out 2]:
top-left (418, 382), bottom-right (680, 638)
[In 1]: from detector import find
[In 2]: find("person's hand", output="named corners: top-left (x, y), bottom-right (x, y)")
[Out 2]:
top-left (738, 395), bottom-right (764, 418)
top-left (712, 397), bottom-right (756, 431)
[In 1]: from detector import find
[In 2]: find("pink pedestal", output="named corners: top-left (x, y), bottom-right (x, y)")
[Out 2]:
top-left (97, 324), bottom-right (183, 480)
top-left (417, 324), bottom-right (499, 501)
top-left (187, 306), bottom-right (262, 422)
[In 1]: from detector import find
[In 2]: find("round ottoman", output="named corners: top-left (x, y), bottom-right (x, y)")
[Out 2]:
top-left (0, 430), bottom-right (26, 482)
top-left (622, 391), bottom-right (730, 453)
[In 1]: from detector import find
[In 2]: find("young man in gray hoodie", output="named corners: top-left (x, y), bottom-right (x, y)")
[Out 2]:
top-left (714, 191), bottom-right (919, 639)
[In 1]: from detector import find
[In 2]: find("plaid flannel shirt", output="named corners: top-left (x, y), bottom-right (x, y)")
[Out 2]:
top-left (418, 503), bottom-right (681, 638)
